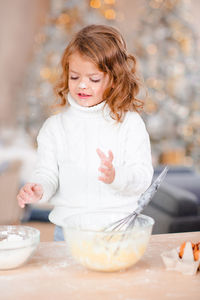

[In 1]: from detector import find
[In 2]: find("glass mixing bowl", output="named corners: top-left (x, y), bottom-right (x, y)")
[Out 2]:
top-left (63, 211), bottom-right (154, 272)
top-left (0, 225), bottom-right (40, 270)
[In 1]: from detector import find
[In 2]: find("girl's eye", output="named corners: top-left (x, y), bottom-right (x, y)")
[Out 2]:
top-left (70, 76), bottom-right (78, 80)
top-left (90, 78), bottom-right (101, 83)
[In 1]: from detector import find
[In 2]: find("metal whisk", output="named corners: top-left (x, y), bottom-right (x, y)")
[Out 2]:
top-left (104, 166), bottom-right (169, 234)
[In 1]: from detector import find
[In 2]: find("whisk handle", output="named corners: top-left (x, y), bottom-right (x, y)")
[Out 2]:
top-left (136, 166), bottom-right (169, 212)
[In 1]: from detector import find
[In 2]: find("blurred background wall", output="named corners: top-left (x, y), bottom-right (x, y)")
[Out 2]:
top-left (0, 0), bottom-right (49, 127)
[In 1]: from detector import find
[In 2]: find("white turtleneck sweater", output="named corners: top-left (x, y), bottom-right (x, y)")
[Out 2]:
top-left (31, 93), bottom-right (153, 226)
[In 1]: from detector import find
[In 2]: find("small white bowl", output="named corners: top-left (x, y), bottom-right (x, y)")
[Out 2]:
top-left (63, 211), bottom-right (154, 272)
top-left (0, 225), bottom-right (40, 270)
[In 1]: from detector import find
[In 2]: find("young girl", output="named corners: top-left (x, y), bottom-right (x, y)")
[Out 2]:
top-left (17, 24), bottom-right (153, 241)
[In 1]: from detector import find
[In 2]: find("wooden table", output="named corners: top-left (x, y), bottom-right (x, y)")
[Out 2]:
top-left (0, 232), bottom-right (199, 300)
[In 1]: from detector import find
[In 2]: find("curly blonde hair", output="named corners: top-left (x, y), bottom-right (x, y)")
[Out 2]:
top-left (54, 24), bottom-right (144, 122)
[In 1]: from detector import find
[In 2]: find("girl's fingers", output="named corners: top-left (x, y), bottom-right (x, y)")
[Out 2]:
top-left (23, 188), bottom-right (33, 197)
top-left (98, 176), bottom-right (107, 183)
top-left (108, 150), bottom-right (114, 162)
top-left (97, 149), bottom-right (115, 184)
top-left (17, 183), bottom-right (43, 209)
top-left (22, 183), bottom-right (36, 198)
top-left (20, 190), bottom-right (29, 200)
top-left (33, 184), bottom-right (42, 190)
top-left (102, 160), bottom-right (113, 169)
top-left (33, 184), bottom-right (43, 197)
top-left (98, 175), bottom-right (113, 184)
top-left (97, 149), bottom-right (114, 164)
top-left (96, 148), bottom-right (107, 161)
top-left (19, 188), bottom-right (35, 203)
top-left (17, 196), bottom-right (25, 208)
top-left (99, 167), bottom-right (111, 176)
top-left (18, 202), bottom-right (25, 208)
top-left (24, 184), bottom-right (34, 195)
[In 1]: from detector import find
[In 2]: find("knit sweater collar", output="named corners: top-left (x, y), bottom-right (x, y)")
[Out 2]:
top-left (67, 92), bottom-right (110, 119)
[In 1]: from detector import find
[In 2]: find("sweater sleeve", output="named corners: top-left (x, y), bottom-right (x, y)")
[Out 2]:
top-left (30, 116), bottom-right (59, 203)
top-left (109, 113), bottom-right (154, 196)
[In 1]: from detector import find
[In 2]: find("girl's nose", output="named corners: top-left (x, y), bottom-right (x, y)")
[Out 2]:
top-left (78, 82), bottom-right (87, 89)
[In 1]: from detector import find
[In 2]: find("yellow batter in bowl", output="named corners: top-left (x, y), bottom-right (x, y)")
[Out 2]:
top-left (63, 212), bottom-right (154, 272)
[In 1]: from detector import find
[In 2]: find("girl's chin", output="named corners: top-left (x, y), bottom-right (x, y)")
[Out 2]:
top-left (76, 100), bottom-right (93, 107)
top-left (73, 95), bottom-right (104, 107)
top-left (76, 98), bottom-right (97, 107)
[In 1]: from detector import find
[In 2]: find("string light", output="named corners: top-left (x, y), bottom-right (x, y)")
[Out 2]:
top-left (90, 0), bottom-right (116, 20)
top-left (56, 13), bottom-right (70, 26)
top-left (90, 0), bottom-right (101, 9)
top-left (104, 0), bottom-right (115, 4)
top-left (40, 67), bottom-right (51, 80)
top-left (146, 44), bottom-right (158, 55)
top-left (104, 9), bottom-right (116, 19)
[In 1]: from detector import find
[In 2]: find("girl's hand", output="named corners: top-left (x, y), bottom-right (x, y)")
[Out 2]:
top-left (96, 148), bottom-right (115, 184)
top-left (17, 183), bottom-right (43, 208)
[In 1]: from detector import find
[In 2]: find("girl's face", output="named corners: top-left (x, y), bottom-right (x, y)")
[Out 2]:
top-left (68, 52), bottom-right (109, 107)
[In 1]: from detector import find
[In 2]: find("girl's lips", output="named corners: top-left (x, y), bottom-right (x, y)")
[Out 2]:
top-left (78, 93), bottom-right (91, 98)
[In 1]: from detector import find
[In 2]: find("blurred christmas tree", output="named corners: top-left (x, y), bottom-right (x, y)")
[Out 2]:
top-left (133, 0), bottom-right (200, 169)
top-left (17, 0), bottom-right (117, 144)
